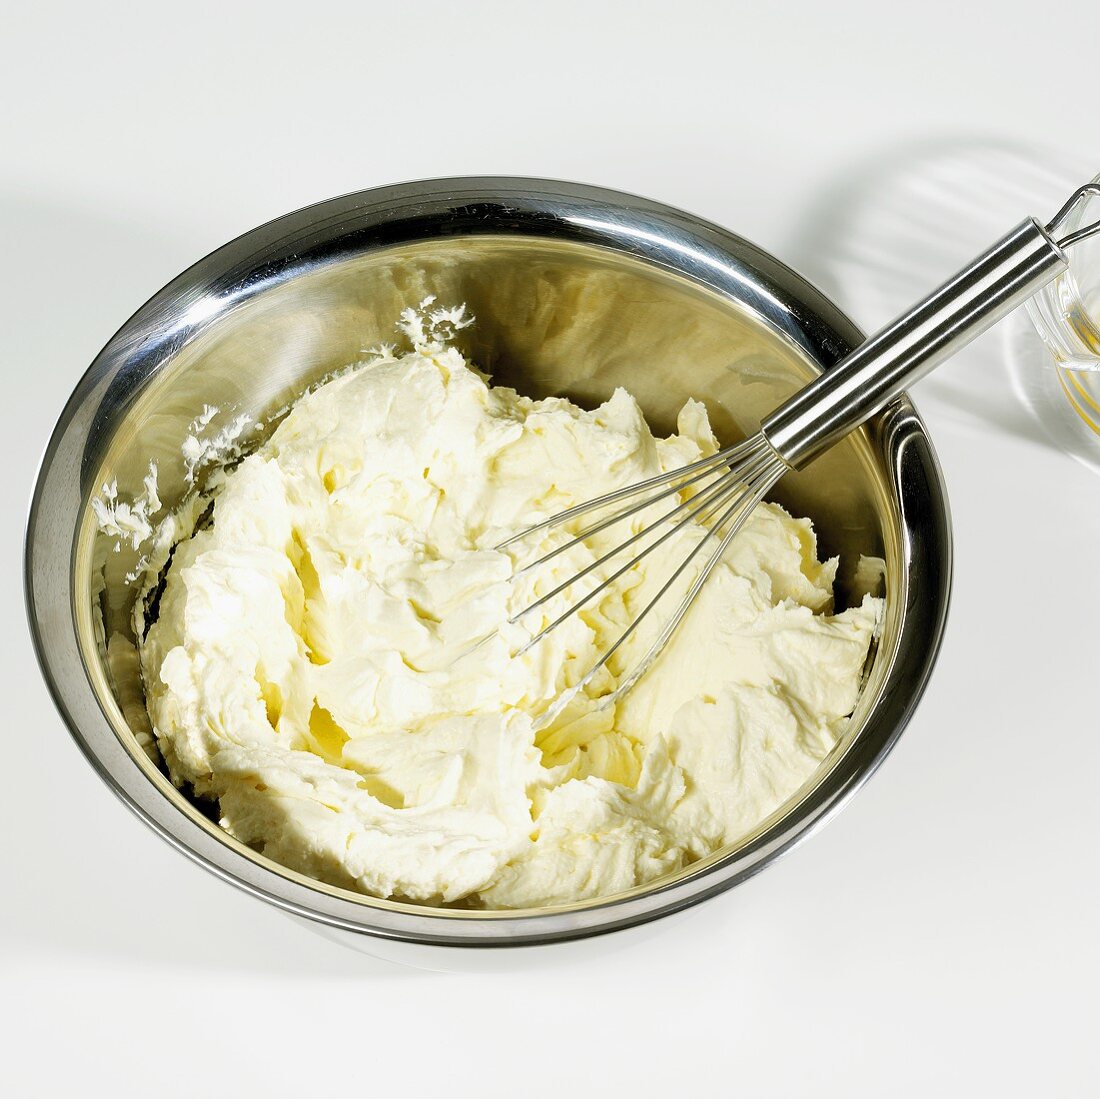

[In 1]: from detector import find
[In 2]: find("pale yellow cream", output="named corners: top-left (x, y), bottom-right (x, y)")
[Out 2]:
top-left (140, 343), bottom-right (881, 909)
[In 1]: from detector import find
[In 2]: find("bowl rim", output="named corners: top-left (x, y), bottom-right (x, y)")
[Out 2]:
top-left (24, 176), bottom-right (952, 947)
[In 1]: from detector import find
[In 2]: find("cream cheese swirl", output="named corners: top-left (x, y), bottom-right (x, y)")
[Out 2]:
top-left (140, 345), bottom-right (881, 908)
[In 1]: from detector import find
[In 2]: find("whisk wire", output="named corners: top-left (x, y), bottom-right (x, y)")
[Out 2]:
top-left (510, 449), bottom-right (763, 619)
top-left (510, 436), bottom-right (784, 695)
top-left (510, 466), bottom-right (740, 634)
top-left (495, 436), bottom-right (761, 552)
top-left (536, 451), bottom-right (782, 722)
top-left (512, 446), bottom-right (749, 578)
top-left (604, 468), bottom-right (780, 702)
top-left (511, 441), bottom-right (776, 639)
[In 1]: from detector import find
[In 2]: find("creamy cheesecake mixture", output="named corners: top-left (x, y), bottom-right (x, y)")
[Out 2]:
top-left (139, 331), bottom-right (881, 909)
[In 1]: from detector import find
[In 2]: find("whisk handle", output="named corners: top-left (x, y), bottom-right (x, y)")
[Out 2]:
top-left (760, 216), bottom-right (1068, 469)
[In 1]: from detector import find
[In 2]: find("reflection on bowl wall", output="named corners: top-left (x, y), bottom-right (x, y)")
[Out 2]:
top-left (26, 178), bottom-right (951, 949)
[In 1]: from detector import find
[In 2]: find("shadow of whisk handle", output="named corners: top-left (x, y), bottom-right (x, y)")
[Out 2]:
top-left (760, 216), bottom-right (1068, 469)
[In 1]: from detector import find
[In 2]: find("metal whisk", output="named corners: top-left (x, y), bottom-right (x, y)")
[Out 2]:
top-left (501, 182), bottom-right (1100, 712)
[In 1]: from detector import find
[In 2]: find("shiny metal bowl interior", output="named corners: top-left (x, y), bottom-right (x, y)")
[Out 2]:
top-left (26, 178), bottom-right (951, 947)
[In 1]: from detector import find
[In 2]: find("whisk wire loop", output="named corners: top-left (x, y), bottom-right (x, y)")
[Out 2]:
top-left (506, 434), bottom-right (785, 699)
top-left (512, 445), bottom-right (750, 579)
top-left (528, 447), bottom-right (785, 728)
top-left (510, 440), bottom-right (773, 622)
top-left (600, 464), bottom-right (781, 703)
top-left (495, 435), bottom-right (761, 552)
top-left (511, 466), bottom-right (741, 636)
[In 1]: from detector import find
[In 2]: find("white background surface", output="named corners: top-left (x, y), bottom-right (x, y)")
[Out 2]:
top-left (4, 2), bottom-right (1099, 1094)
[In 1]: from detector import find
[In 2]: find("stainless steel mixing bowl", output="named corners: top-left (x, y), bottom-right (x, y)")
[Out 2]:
top-left (25, 178), bottom-right (951, 949)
